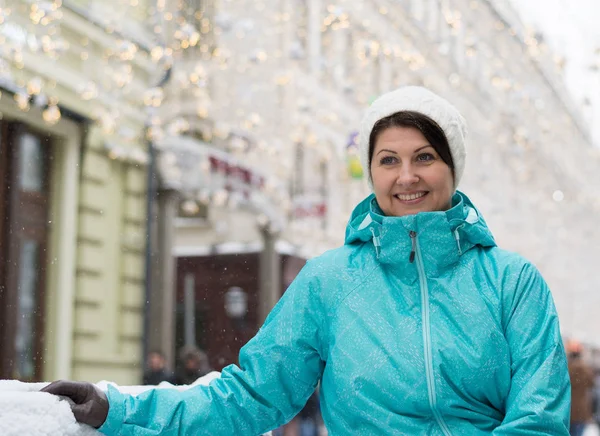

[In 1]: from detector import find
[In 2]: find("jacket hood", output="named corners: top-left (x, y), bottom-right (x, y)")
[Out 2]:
top-left (345, 191), bottom-right (496, 276)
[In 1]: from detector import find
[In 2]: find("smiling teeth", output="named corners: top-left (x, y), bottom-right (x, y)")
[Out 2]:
top-left (396, 192), bottom-right (426, 201)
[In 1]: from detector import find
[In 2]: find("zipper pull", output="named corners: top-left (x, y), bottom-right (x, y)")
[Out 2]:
top-left (409, 231), bottom-right (416, 263)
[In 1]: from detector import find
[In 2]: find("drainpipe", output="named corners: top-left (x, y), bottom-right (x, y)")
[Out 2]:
top-left (142, 138), bottom-right (157, 370)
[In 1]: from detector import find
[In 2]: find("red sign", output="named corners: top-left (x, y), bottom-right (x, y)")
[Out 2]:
top-left (294, 203), bottom-right (327, 218)
top-left (209, 156), bottom-right (265, 199)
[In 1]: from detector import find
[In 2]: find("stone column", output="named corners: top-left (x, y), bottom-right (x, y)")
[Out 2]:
top-left (258, 221), bottom-right (281, 326)
top-left (148, 188), bottom-right (179, 370)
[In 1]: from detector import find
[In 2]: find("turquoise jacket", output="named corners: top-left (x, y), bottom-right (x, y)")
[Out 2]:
top-left (99, 191), bottom-right (570, 435)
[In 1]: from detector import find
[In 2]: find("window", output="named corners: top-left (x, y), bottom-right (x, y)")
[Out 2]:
top-left (183, 0), bottom-right (205, 23)
top-left (292, 139), bottom-right (304, 197)
top-left (291, 0), bottom-right (309, 62)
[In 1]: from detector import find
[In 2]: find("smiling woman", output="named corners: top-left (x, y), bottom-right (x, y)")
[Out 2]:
top-left (42, 86), bottom-right (570, 436)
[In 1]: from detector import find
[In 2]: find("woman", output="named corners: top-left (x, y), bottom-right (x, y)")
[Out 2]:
top-left (43, 86), bottom-right (570, 435)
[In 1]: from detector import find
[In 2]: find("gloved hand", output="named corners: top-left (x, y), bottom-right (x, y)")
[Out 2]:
top-left (41, 380), bottom-right (109, 429)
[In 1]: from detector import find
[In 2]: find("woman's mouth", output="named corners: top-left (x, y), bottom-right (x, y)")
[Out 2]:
top-left (394, 191), bottom-right (428, 204)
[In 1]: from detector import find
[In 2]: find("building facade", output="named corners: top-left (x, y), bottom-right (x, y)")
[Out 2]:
top-left (0, 0), bottom-right (155, 384)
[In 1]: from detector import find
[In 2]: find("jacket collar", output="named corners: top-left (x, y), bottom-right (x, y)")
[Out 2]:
top-left (345, 191), bottom-right (496, 282)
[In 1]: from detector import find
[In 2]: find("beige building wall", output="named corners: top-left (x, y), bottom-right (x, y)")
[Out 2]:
top-left (73, 126), bottom-right (148, 384)
top-left (3, 1), bottom-right (154, 383)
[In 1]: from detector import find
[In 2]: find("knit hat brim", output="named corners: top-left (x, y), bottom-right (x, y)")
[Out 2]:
top-left (358, 86), bottom-right (467, 189)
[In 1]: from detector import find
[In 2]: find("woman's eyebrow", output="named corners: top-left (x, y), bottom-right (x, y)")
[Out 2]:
top-left (376, 145), bottom-right (433, 156)
top-left (414, 145), bottom-right (433, 153)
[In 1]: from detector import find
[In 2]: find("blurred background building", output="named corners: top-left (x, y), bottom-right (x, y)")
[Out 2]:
top-left (508, 0), bottom-right (600, 148)
top-left (0, 0), bottom-right (599, 386)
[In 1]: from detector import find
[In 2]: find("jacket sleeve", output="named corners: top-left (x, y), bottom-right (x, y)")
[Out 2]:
top-left (98, 260), bottom-right (327, 436)
top-left (491, 262), bottom-right (570, 435)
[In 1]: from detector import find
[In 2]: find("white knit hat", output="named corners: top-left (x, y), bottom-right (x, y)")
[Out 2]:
top-left (358, 86), bottom-right (467, 189)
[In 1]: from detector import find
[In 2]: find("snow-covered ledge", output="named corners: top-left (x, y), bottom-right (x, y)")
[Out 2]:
top-left (0, 372), bottom-right (272, 435)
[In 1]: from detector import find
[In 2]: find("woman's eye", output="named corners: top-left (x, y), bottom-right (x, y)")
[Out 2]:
top-left (380, 156), bottom-right (397, 165)
top-left (416, 153), bottom-right (434, 162)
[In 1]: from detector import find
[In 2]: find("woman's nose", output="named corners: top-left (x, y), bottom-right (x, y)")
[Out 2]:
top-left (395, 165), bottom-right (419, 186)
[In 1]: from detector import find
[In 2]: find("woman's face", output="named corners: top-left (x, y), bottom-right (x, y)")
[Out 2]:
top-left (370, 126), bottom-right (454, 217)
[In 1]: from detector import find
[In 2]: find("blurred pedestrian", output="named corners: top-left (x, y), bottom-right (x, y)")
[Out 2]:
top-left (42, 86), bottom-right (570, 434)
top-left (592, 367), bottom-right (600, 427)
top-left (568, 340), bottom-right (595, 436)
top-left (173, 345), bottom-right (212, 386)
top-left (273, 390), bottom-right (322, 436)
top-left (297, 390), bottom-right (321, 436)
top-left (142, 350), bottom-right (174, 386)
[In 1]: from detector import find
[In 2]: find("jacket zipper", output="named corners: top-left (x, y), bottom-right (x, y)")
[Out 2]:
top-left (410, 231), bottom-right (452, 436)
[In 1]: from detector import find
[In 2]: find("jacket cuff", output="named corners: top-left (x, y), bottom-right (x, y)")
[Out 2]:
top-left (97, 384), bottom-right (126, 435)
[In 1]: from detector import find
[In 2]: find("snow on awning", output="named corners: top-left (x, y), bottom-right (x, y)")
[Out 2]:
top-left (173, 239), bottom-right (300, 257)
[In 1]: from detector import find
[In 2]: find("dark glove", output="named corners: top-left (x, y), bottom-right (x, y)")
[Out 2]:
top-left (41, 380), bottom-right (109, 429)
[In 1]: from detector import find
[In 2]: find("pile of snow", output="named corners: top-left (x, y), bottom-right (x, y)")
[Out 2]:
top-left (0, 379), bottom-right (97, 436)
top-left (0, 372), bottom-right (271, 436)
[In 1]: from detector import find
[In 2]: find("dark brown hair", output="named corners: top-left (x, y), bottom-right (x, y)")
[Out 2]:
top-left (368, 111), bottom-right (455, 179)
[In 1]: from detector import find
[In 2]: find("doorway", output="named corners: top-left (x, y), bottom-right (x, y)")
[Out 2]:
top-left (0, 122), bottom-right (52, 381)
